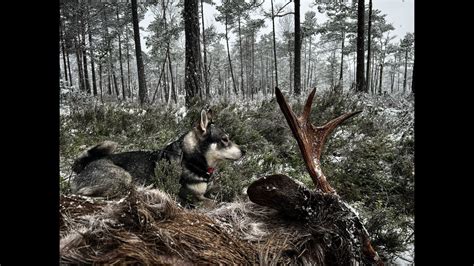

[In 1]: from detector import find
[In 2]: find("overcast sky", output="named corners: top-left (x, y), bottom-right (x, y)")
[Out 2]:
top-left (140, 0), bottom-right (414, 53)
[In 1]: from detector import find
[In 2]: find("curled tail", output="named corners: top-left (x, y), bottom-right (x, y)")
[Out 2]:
top-left (72, 141), bottom-right (118, 173)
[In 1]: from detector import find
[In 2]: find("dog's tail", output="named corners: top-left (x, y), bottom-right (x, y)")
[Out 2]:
top-left (72, 141), bottom-right (118, 173)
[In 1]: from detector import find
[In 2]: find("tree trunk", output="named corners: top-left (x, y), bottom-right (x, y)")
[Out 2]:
top-left (396, 54), bottom-right (400, 92)
top-left (251, 33), bottom-right (256, 99)
top-left (99, 62), bottom-right (103, 101)
top-left (260, 46), bottom-right (264, 97)
top-left (153, 62), bottom-right (164, 103)
top-left (371, 53), bottom-right (376, 94)
top-left (175, 62), bottom-right (180, 97)
top-left (88, 35), bottom-right (97, 96)
top-left (224, 68), bottom-right (228, 99)
top-left (339, 30), bottom-right (345, 85)
top-left (151, 54), bottom-right (168, 104)
top-left (390, 57), bottom-right (396, 94)
top-left (306, 35), bottom-right (312, 89)
top-left (60, 8), bottom-right (74, 86)
top-left (168, 46), bottom-right (177, 104)
top-left (238, 16), bottom-right (244, 97)
top-left (208, 56), bottom-right (213, 94)
top-left (125, 27), bottom-right (132, 98)
top-left (288, 36), bottom-right (293, 93)
top-left (87, 5), bottom-right (97, 96)
top-left (60, 24), bottom-right (69, 84)
top-left (378, 63), bottom-right (383, 95)
top-left (265, 54), bottom-right (269, 96)
top-left (67, 46), bottom-right (73, 86)
top-left (113, 64), bottom-right (119, 99)
top-left (184, 0), bottom-right (202, 106)
top-left (367, 54), bottom-right (378, 94)
top-left (411, 59), bottom-right (415, 94)
top-left (372, 63), bottom-right (377, 94)
top-left (107, 65), bottom-right (112, 95)
top-left (106, 35), bottom-right (119, 99)
top-left (365, 0), bottom-right (372, 93)
top-left (80, 3), bottom-right (91, 94)
top-left (131, 0), bottom-right (148, 105)
top-left (270, 49), bottom-right (274, 89)
top-left (331, 49), bottom-right (336, 89)
top-left (225, 16), bottom-right (238, 95)
top-left (356, 0), bottom-right (366, 92)
top-left (164, 60), bottom-right (170, 104)
top-left (116, 6), bottom-right (126, 100)
top-left (200, 0), bottom-right (209, 98)
top-left (390, 72), bottom-right (395, 94)
top-left (293, 0), bottom-right (301, 95)
top-left (403, 48), bottom-right (408, 93)
top-left (271, 0), bottom-right (279, 87)
top-left (102, 6), bottom-right (111, 96)
top-left (74, 35), bottom-right (85, 92)
top-left (217, 66), bottom-right (223, 96)
top-left (163, 3), bottom-right (177, 104)
top-left (353, 52), bottom-right (356, 85)
top-left (247, 47), bottom-right (252, 99)
top-left (303, 37), bottom-right (307, 91)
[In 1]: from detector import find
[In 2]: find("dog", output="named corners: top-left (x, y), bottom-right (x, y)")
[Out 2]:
top-left (70, 109), bottom-right (244, 205)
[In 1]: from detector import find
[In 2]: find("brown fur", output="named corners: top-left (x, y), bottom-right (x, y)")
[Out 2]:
top-left (60, 185), bottom-right (374, 265)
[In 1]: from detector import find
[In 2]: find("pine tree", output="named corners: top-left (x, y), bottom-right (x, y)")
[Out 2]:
top-left (131, 0), bottom-right (148, 105)
top-left (184, 0), bottom-right (203, 106)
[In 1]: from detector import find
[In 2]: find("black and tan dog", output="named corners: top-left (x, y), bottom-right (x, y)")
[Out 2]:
top-left (71, 109), bottom-right (244, 205)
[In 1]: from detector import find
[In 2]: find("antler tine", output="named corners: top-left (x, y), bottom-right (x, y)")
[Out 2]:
top-left (314, 110), bottom-right (362, 160)
top-left (275, 87), bottom-right (299, 128)
top-left (301, 88), bottom-right (316, 122)
top-left (275, 87), bottom-right (361, 193)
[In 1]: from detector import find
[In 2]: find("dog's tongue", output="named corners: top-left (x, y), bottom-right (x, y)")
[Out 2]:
top-left (207, 167), bottom-right (215, 174)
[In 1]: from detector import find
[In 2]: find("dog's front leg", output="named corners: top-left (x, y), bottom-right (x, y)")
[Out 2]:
top-left (203, 180), bottom-right (219, 197)
top-left (179, 182), bottom-right (215, 208)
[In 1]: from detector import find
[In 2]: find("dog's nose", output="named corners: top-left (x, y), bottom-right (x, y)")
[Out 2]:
top-left (241, 149), bottom-right (246, 156)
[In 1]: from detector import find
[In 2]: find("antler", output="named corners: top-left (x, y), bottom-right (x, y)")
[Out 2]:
top-left (275, 87), bottom-right (361, 193)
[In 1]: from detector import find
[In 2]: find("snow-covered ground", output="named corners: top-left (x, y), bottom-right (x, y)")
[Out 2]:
top-left (391, 243), bottom-right (414, 265)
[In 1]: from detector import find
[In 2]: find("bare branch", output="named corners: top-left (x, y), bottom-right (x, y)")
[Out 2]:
top-left (275, 1), bottom-right (292, 15)
top-left (273, 12), bottom-right (295, 18)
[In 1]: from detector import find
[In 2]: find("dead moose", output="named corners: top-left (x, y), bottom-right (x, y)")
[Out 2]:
top-left (60, 87), bottom-right (383, 265)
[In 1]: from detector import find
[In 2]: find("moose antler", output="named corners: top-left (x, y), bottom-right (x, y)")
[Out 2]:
top-left (248, 88), bottom-right (382, 265)
top-left (275, 87), bottom-right (361, 193)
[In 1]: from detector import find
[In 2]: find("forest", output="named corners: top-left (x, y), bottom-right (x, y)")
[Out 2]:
top-left (59, 0), bottom-right (414, 105)
top-left (60, 0), bottom-right (414, 264)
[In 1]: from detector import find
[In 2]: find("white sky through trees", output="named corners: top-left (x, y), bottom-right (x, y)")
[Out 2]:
top-left (139, 0), bottom-right (414, 53)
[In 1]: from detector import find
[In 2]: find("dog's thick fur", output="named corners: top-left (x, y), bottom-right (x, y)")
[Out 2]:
top-left (71, 109), bottom-right (243, 204)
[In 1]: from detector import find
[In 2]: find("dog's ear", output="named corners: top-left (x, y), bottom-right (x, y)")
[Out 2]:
top-left (198, 109), bottom-right (209, 133)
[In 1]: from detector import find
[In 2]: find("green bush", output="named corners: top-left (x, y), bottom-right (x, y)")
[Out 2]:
top-left (153, 159), bottom-right (182, 197)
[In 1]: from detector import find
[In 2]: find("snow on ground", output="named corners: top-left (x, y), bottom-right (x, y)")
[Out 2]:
top-left (391, 243), bottom-right (414, 265)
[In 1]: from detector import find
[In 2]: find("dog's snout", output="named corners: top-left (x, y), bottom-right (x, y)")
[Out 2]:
top-left (240, 149), bottom-right (246, 156)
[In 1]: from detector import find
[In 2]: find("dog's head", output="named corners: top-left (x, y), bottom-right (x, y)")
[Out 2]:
top-left (182, 109), bottom-right (244, 168)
